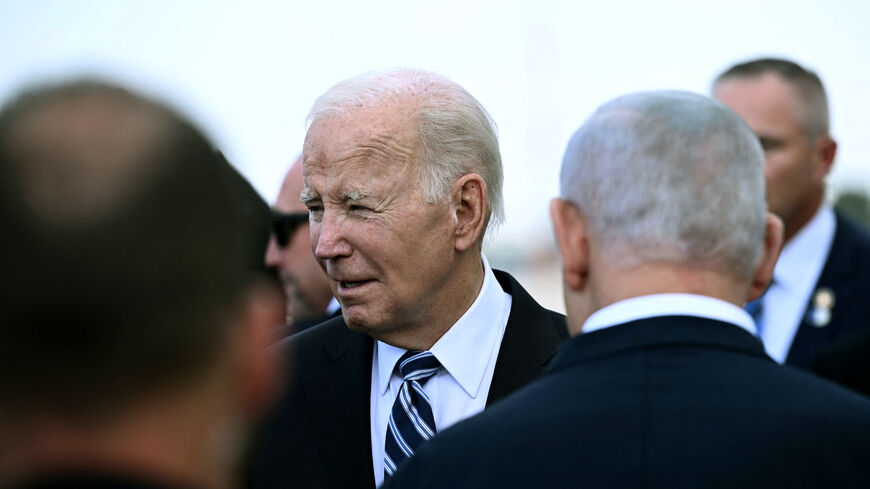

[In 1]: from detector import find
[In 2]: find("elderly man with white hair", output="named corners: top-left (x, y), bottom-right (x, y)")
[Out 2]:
top-left (248, 69), bottom-right (568, 489)
top-left (379, 91), bottom-right (870, 489)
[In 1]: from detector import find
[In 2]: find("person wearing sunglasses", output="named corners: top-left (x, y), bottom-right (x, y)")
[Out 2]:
top-left (265, 156), bottom-right (339, 335)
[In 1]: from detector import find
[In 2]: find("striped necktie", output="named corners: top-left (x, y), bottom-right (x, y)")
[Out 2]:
top-left (383, 350), bottom-right (441, 479)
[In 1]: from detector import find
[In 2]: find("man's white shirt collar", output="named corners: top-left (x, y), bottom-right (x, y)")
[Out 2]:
top-left (376, 254), bottom-right (509, 399)
top-left (325, 297), bottom-right (340, 314)
top-left (773, 206), bottom-right (835, 295)
top-left (582, 293), bottom-right (757, 336)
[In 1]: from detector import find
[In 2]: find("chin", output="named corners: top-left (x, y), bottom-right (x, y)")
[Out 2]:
top-left (341, 307), bottom-right (385, 334)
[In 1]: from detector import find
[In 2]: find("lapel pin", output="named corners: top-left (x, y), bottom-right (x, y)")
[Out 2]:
top-left (808, 287), bottom-right (835, 328)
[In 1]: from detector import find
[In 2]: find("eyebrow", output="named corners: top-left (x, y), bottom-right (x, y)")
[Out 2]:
top-left (343, 190), bottom-right (369, 201)
top-left (299, 188), bottom-right (371, 204)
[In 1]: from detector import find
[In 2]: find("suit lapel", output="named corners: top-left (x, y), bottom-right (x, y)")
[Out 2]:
top-left (301, 322), bottom-right (376, 489)
top-left (487, 270), bottom-right (569, 405)
top-left (787, 214), bottom-right (862, 368)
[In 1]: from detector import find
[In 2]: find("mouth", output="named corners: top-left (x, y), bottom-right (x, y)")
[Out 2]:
top-left (338, 279), bottom-right (374, 289)
top-left (340, 280), bottom-right (367, 288)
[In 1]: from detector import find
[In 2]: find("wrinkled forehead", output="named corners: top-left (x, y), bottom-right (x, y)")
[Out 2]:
top-left (301, 104), bottom-right (421, 185)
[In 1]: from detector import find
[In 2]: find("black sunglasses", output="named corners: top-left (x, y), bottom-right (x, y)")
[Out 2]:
top-left (270, 211), bottom-right (309, 247)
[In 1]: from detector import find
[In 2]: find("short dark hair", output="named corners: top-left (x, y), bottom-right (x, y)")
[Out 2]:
top-left (713, 57), bottom-right (830, 137)
top-left (0, 80), bottom-right (244, 417)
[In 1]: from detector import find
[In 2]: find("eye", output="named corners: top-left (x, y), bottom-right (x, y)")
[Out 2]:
top-left (306, 204), bottom-right (324, 221)
top-left (758, 137), bottom-right (783, 152)
top-left (349, 204), bottom-right (370, 216)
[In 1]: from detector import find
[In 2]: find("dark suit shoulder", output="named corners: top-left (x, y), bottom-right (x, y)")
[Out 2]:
top-left (829, 212), bottom-right (870, 276)
top-left (486, 269), bottom-right (568, 405)
top-left (384, 318), bottom-right (870, 489)
top-left (250, 315), bottom-right (375, 489)
top-left (274, 315), bottom-right (369, 377)
top-left (492, 268), bottom-right (569, 350)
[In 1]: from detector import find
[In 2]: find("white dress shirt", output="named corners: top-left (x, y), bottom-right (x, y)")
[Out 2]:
top-left (758, 206), bottom-right (836, 363)
top-left (370, 255), bottom-right (512, 487)
top-left (325, 297), bottom-right (340, 314)
top-left (583, 293), bottom-right (757, 336)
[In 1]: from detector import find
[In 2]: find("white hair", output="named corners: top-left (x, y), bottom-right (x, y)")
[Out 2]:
top-left (307, 68), bottom-right (504, 231)
top-left (560, 90), bottom-right (766, 279)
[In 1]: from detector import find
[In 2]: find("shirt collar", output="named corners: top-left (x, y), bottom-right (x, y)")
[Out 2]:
top-left (325, 297), bottom-right (340, 314)
top-left (376, 255), bottom-right (508, 398)
top-left (774, 206), bottom-right (836, 293)
top-left (582, 293), bottom-right (757, 336)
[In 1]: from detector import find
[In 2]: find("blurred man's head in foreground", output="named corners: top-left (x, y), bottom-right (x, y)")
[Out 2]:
top-left (0, 80), bottom-right (283, 488)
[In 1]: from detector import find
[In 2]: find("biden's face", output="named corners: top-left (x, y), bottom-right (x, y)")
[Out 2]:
top-left (301, 105), bottom-right (458, 340)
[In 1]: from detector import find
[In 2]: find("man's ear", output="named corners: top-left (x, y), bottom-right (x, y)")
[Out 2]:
top-left (451, 174), bottom-right (487, 252)
top-left (235, 282), bottom-right (286, 417)
top-left (550, 198), bottom-right (590, 292)
top-left (747, 213), bottom-right (784, 302)
top-left (814, 135), bottom-right (837, 179)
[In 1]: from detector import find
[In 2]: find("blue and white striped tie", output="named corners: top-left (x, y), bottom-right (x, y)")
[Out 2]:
top-left (383, 350), bottom-right (441, 479)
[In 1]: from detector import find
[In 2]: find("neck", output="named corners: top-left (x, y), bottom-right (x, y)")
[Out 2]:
top-left (783, 193), bottom-right (823, 244)
top-left (568, 261), bottom-right (747, 335)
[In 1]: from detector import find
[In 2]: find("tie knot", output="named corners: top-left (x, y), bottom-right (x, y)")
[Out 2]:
top-left (397, 350), bottom-right (441, 382)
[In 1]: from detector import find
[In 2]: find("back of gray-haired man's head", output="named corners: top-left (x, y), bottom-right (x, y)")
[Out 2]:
top-left (560, 90), bottom-right (766, 279)
top-left (713, 57), bottom-right (830, 138)
top-left (307, 68), bottom-right (504, 231)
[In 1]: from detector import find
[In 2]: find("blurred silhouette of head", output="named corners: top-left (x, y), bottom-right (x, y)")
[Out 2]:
top-left (0, 80), bottom-right (282, 487)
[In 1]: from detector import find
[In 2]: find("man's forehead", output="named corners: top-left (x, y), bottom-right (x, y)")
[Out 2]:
top-left (716, 75), bottom-right (806, 133)
top-left (304, 101), bottom-right (419, 149)
top-left (717, 74), bottom-right (804, 113)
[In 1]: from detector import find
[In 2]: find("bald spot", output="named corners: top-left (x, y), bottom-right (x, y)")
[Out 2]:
top-left (3, 93), bottom-right (170, 228)
top-left (275, 156), bottom-right (306, 212)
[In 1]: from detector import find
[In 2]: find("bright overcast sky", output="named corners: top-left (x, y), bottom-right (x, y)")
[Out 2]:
top-left (2, 0), bottom-right (869, 253)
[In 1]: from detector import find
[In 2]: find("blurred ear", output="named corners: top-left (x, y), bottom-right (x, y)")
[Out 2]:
top-left (451, 174), bottom-right (487, 252)
top-left (813, 135), bottom-right (837, 178)
top-left (235, 281), bottom-right (286, 417)
top-left (747, 213), bottom-right (784, 302)
top-left (550, 198), bottom-right (590, 292)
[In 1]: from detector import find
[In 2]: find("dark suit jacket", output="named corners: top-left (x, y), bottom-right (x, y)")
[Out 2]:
top-left (278, 308), bottom-right (343, 339)
top-left (383, 315), bottom-right (870, 489)
top-left (788, 213), bottom-right (870, 375)
top-left (248, 269), bottom-right (568, 489)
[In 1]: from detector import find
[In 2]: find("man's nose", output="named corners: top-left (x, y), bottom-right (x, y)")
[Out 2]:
top-left (313, 212), bottom-right (352, 261)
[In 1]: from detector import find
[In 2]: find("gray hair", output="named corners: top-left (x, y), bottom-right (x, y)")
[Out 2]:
top-left (307, 68), bottom-right (504, 231)
top-left (713, 57), bottom-right (830, 138)
top-left (560, 91), bottom-right (766, 279)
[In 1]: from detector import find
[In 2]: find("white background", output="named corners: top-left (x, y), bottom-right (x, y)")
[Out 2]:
top-left (3, 0), bottom-right (868, 309)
